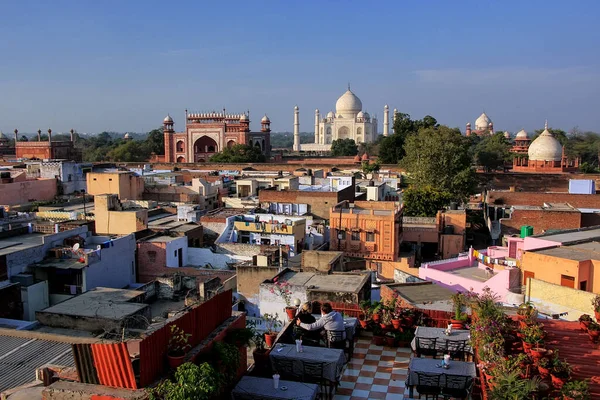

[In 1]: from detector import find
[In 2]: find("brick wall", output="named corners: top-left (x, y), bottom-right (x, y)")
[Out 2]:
top-left (488, 192), bottom-right (600, 208)
top-left (137, 241), bottom-right (168, 282)
top-left (502, 209), bottom-right (583, 236)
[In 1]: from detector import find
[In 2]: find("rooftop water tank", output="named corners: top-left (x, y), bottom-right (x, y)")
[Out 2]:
top-left (520, 225), bottom-right (534, 238)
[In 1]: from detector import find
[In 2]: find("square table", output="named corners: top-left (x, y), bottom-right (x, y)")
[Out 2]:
top-left (269, 343), bottom-right (345, 383)
top-left (406, 357), bottom-right (476, 398)
top-left (411, 326), bottom-right (472, 354)
top-left (231, 376), bottom-right (319, 400)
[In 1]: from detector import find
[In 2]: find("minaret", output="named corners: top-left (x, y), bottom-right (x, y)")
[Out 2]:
top-left (37, 129), bottom-right (41, 141)
top-left (47, 128), bottom-right (52, 143)
top-left (314, 109), bottom-right (320, 144)
top-left (392, 109), bottom-right (398, 134)
top-left (14, 129), bottom-right (18, 142)
top-left (70, 129), bottom-right (75, 142)
top-left (466, 123), bottom-right (472, 137)
top-left (293, 105), bottom-right (300, 152)
top-left (383, 105), bottom-right (389, 137)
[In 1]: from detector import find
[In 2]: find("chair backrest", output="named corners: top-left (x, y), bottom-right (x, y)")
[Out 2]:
top-left (416, 337), bottom-right (437, 350)
top-left (444, 374), bottom-right (469, 390)
top-left (274, 358), bottom-right (295, 376)
top-left (445, 339), bottom-right (466, 352)
top-left (416, 372), bottom-right (441, 387)
top-left (303, 361), bottom-right (324, 379)
top-left (327, 330), bottom-right (346, 343)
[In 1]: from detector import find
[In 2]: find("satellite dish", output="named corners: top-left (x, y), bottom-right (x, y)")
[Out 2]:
top-left (72, 243), bottom-right (80, 252)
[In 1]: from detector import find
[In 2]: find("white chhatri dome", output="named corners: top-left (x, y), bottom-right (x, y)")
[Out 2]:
top-left (515, 129), bottom-right (528, 139)
top-left (504, 131), bottom-right (510, 139)
top-left (475, 112), bottom-right (492, 131)
top-left (163, 114), bottom-right (173, 123)
top-left (261, 114), bottom-right (270, 123)
top-left (528, 123), bottom-right (562, 161)
top-left (240, 114), bottom-right (249, 121)
top-left (356, 111), bottom-right (365, 119)
top-left (335, 88), bottom-right (362, 115)
top-left (124, 133), bottom-right (131, 139)
top-left (326, 111), bottom-right (335, 119)
top-left (363, 111), bottom-right (370, 119)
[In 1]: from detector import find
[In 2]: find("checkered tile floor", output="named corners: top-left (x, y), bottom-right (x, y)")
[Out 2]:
top-left (333, 337), bottom-right (420, 399)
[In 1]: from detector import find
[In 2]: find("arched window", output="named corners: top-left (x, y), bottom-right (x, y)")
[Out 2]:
top-left (176, 140), bottom-right (185, 152)
top-left (338, 126), bottom-right (349, 139)
top-left (227, 140), bottom-right (236, 148)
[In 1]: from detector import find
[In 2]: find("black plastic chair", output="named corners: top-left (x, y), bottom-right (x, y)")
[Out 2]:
top-left (326, 329), bottom-right (348, 360)
top-left (416, 337), bottom-right (439, 358)
top-left (273, 358), bottom-right (301, 381)
top-left (416, 372), bottom-right (442, 400)
top-left (302, 361), bottom-right (331, 400)
top-left (445, 339), bottom-right (467, 361)
top-left (441, 374), bottom-right (471, 400)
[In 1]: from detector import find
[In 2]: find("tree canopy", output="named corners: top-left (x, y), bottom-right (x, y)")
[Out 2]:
top-left (377, 113), bottom-right (438, 164)
top-left (401, 125), bottom-right (476, 203)
top-left (474, 132), bottom-right (512, 172)
top-left (402, 186), bottom-right (454, 217)
top-left (209, 144), bottom-right (266, 163)
top-left (330, 138), bottom-right (358, 156)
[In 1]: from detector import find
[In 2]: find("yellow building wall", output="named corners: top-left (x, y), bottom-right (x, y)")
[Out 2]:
top-left (521, 252), bottom-right (584, 287)
top-left (95, 210), bottom-right (148, 235)
top-left (87, 172), bottom-right (144, 200)
top-left (526, 278), bottom-right (596, 321)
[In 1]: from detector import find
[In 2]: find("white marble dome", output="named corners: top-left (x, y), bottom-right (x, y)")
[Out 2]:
top-left (515, 129), bottom-right (528, 139)
top-left (124, 133), bottom-right (131, 139)
top-left (163, 114), bottom-right (173, 123)
top-left (326, 111), bottom-right (335, 119)
top-left (240, 114), bottom-right (249, 121)
top-left (261, 114), bottom-right (270, 123)
top-left (504, 131), bottom-right (510, 139)
top-left (475, 112), bottom-right (492, 131)
top-left (356, 111), bottom-right (365, 119)
top-left (528, 128), bottom-right (563, 161)
top-left (335, 89), bottom-right (362, 115)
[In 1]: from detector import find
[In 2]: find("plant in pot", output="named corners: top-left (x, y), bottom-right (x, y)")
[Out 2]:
top-left (384, 331), bottom-right (396, 347)
top-left (371, 301), bottom-right (382, 323)
top-left (521, 323), bottom-right (544, 355)
top-left (592, 294), bottom-right (600, 321)
top-left (263, 313), bottom-right (281, 348)
top-left (450, 293), bottom-right (468, 329)
top-left (394, 328), bottom-right (414, 348)
top-left (587, 321), bottom-right (600, 343)
top-left (579, 314), bottom-right (593, 332)
top-left (550, 355), bottom-right (571, 390)
top-left (270, 280), bottom-right (295, 320)
top-left (358, 300), bottom-right (371, 329)
top-left (488, 370), bottom-right (541, 400)
top-left (380, 307), bottom-right (393, 330)
top-left (561, 379), bottom-right (590, 400)
top-left (536, 356), bottom-right (552, 379)
top-left (251, 331), bottom-right (270, 372)
top-left (529, 339), bottom-right (547, 361)
top-left (167, 325), bottom-right (192, 369)
top-left (148, 362), bottom-right (221, 400)
top-left (372, 325), bottom-right (385, 346)
top-left (401, 307), bottom-right (416, 327)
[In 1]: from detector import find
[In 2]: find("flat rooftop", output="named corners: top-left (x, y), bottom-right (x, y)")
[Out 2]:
top-left (447, 266), bottom-right (494, 282)
top-left (532, 241), bottom-right (600, 261)
top-left (532, 226), bottom-right (600, 245)
top-left (0, 233), bottom-right (44, 257)
top-left (38, 287), bottom-right (147, 320)
top-left (386, 282), bottom-right (454, 311)
top-left (281, 271), bottom-right (368, 293)
top-left (31, 257), bottom-right (87, 270)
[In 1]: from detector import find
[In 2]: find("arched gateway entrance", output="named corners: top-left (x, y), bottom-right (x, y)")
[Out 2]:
top-left (193, 136), bottom-right (218, 162)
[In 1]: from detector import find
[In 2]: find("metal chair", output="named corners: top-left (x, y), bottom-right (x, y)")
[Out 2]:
top-left (440, 375), bottom-right (471, 400)
top-left (273, 358), bottom-right (301, 381)
top-left (326, 330), bottom-right (349, 360)
top-left (445, 339), bottom-right (467, 361)
top-left (302, 361), bottom-right (331, 400)
top-left (416, 372), bottom-right (442, 400)
top-left (416, 337), bottom-right (439, 358)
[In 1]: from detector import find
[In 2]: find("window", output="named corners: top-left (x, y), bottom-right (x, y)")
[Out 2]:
top-left (147, 251), bottom-right (156, 262)
top-left (174, 250), bottom-right (177, 257)
top-left (108, 178), bottom-right (112, 181)
top-left (580, 281), bottom-right (587, 291)
top-left (351, 231), bottom-right (360, 241)
top-left (366, 232), bottom-right (375, 242)
top-left (68, 174), bottom-right (72, 182)
top-left (93, 178), bottom-right (97, 181)
top-left (560, 275), bottom-right (575, 289)
top-left (337, 230), bottom-right (346, 240)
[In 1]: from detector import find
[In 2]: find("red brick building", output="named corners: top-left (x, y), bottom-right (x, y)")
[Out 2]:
top-left (14, 129), bottom-right (81, 161)
top-left (162, 111), bottom-right (271, 163)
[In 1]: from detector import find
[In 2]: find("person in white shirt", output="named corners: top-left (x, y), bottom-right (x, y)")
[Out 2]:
top-left (296, 302), bottom-right (345, 340)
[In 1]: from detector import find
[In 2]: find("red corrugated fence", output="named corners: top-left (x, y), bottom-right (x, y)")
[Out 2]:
top-left (91, 342), bottom-right (137, 389)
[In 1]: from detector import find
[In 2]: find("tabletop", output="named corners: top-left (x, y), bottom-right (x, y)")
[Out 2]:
top-left (406, 357), bottom-right (476, 387)
top-left (270, 343), bottom-right (345, 383)
top-left (411, 326), bottom-right (471, 351)
top-left (231, 376), bottom-right (319, 400)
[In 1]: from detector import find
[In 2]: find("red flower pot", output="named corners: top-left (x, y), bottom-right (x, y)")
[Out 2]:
top-left (403, 316), bottom-right (415, 326)
top-left (588, 329), bottom-right (600, 343)
top-left (359, 319), bottom-right (368, 329)
top-left (372, 313), bottom-right (381, 323)
top-left (530, 347), bottom-right (547, 360)
top-left (595, 311), bottom-right (600, 321)
top-left (537, 366), bottom-right (550, 379)
top-left (522, 341), bottom-right (533, 354)
top-left (285, 307), bottom-right (296, 320)
top-left (167, 354), bottom-right (185, 369)
top-left (391, 319), bottom-right (401, 330)
top-left (385, 336), bottom-right (396, 347)
top-left (450, 320), bottom-right (465, 329)
top-left (265, 333), bottom-right (277, 348)
top-left (373, 335), bottom-right (385, 346)
top-left (551, 374), bottom-right (567, 389)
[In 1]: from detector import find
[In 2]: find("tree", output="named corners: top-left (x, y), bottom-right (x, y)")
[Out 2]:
top-left (474, 132), bottom-right (512, 172)
top-left (107, 140), bottom-right (152, 162)
top-left (378, 113), bottom-right (439, 164)
top-left (146, 127), bottom-right (164, 155)
top-left (361, 160), bottom-right (381, 175)
top-left (377, 134), bottom-right (405, 164)
top-left (330, 138), bottom-right (358, 156)
top-left (401, 125), bottom-right (476, 202)
top-left (403, 186), bottom-right (454, 217)
top-left (209, 144), bottom-right (266, 163)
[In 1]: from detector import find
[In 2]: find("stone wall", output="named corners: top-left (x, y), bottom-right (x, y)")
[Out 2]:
top-left (526, 278), bottom-right (596, 321)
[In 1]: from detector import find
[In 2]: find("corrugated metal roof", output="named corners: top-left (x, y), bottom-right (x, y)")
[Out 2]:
top-left (0, 335), bottom-right (74, 393)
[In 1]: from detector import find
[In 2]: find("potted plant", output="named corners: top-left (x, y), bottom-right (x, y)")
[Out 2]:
top-left (225, 327), bottom-right (254, 348)
top-left (149, 362), bottom-right (220, 400)
top-left (450, 293), bottom-right (468, 329)
top-left (587, 321), bottom-right (600, 343)
top-left (530, 339), bottom-right (548, 361)
top-left (517, 302), bottom-right (538, 323)
top-left (521, 323), bottom-right (544, 354)
top-left (262, 313), bottom-right (281, 348)
top-left (488, 370), bottom-right (541, 399)
top-left (579, 314), bottom-right (593, 332)
top-left (358, 300), bottom-right (371, 329)
top-left (251, 331), bottom-right (271, 372)
top-left (536, 357), bottom-right (551, 379)
top-left (561, 380), bottom-right (590, 400)
top-left (394, 329), bottom-right (414, 348)
top-left (380, 307), bottom-right (393, 330)
top-left (402, 308), bottom-right (416, 327)
top-left (372, 325), bottom-right (385, 346)
top-left (270, 280), bottom-right (296, 320)
top-left (551, 356), bottom-right (571, 389)
top-left (167, 325), bottom-right (192, 369)
top-left (384, 331), bottom-right (396, 347)
top-left (592, 294), bottom-right (600, 321)
top-left (371, 301), bottom-right (382, 323)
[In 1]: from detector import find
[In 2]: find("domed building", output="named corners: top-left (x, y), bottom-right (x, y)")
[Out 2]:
top-left (162, 109), bottom-right (271, 163)
top-left (465, 112), bottom-right (494, 136)
top-left (512, 121), bottom-right (579, 173)
top-left (510, 129), bottom-right (531, 155)
top-left (295, 86), bottom-right (387, 152)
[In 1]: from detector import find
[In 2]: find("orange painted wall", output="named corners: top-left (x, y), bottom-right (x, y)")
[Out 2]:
top-left (0, 178), bottom-right (56, 206)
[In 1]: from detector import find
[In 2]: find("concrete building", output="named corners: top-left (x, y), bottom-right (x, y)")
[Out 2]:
top-left (230, 214), bottom-right (306, 256)
top-left (0, 170), bottom-right (57, 206)
top-left (258, 268), bottom-right (371, 321)
top-left (93, 194), bottom-right (148, 235)
top-left (26, 160), bottom-right (92, 195)
top-left (235, 175), bottom-right (299, 198)
top-left (330, 200), bottom-right (403, 261)
top-left (86, 171), bottom-right (144, 200)
top-left (137, 235), bottom-right (188, 281)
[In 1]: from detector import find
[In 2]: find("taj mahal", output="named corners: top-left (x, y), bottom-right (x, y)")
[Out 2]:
top-left (294, 87), bottom-right (391, 152)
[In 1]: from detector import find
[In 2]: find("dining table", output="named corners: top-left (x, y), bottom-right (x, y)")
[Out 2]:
top-left (406, 357), bottom-right (476, 398)
top-left (410, 326), bottom-right (472, 353)
top-left (231, 376), bottom-right (319, 399)
top-left (269, 343), bottom-right (345, 383)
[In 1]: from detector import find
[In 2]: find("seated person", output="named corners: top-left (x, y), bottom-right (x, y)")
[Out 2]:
top-left (296, 302), bottom-right (346, 345)
top-left (294, 302), bottom-right (320, 343)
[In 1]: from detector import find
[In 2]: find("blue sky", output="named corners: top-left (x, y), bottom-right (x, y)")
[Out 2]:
top-left (1, 0), bottom-right (599, 135)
